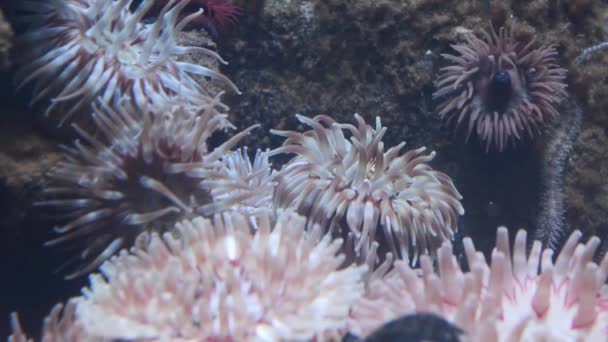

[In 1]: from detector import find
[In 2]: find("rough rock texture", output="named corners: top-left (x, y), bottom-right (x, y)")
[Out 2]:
top-left (223, 0), bottom-right (486, 150)
top-left (565, 127), bottom-right (608, 254)
top-left (0, 111), bottom-right (69, 339)
top-left (0, 119), bottom-right (61, 228)
top-left (542, 0), bottom-right (608, 250)
top-left (0, 7), bottom-right (13, 71)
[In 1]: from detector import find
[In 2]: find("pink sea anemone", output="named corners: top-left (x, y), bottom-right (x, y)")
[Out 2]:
top-left (17, 0), bottom-right (238, 125)
top-left (18, 211), bottom-right (366, 341)
top-left (349, 227), bottom-right (608, 341)
top-left (434, 25), bottom-right (567, 152)
top-left (270, 114), bottom-right (464, 263)
top-left (40, 96), bottom-right (255, 278)
top-left (151, 0), bottom-right (241, 32)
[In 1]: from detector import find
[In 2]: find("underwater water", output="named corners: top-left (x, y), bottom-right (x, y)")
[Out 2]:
top-left (0, 0), bottom-right (607, 340)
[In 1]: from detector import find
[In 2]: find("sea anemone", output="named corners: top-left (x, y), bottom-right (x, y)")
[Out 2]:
top-left (348, 227), bottom-right (608, 341)
top-left (70, 211), bottom-right (366, 341)
top-left (433, 25), bottom-right (568, 152)
top-left (200, 147), bottom-right (278, 217)
top-left (16, 0), bottom-right (239, 125)
top-left (40, 96), bottom-right (255, 278)
top-left (269, 114), bottom-right (464, 263)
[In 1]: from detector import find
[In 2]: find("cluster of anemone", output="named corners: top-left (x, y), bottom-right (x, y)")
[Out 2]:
top-left (9, 0), bottom-right (608, 340)
top-left (270, 114), bottom-right (464, 263)
top-left (11, 219), bottom-right (608, 341)
top-left (349, 228), bottom-right (608, 341)
top-left (13, 0), bottom-right (254, 278)
top-left (434, 25), bottom-right (568, 152)
top-left (42, 108), bottom-right (464, 279)
top-left (16, 0), bottom-right (238, 125)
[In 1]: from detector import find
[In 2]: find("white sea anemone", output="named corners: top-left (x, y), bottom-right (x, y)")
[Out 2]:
top-left (200, 147), bottom-right (278, 217)
top-left (73, 211), bottom-right (366, 341)
top-left (349, 227), bottom-right (608, 341)
top-left (269, 114), bottom-right (464, 263)
top-left (17, 0), bottom-right (238, 125)
top-left (40, 96), bottom-right (255, 278)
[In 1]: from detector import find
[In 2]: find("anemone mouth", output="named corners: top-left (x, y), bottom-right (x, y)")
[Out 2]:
top-left (433, 25), bottom-right (568, 152)
top-left (485, 70), bottom-right (513, 114)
